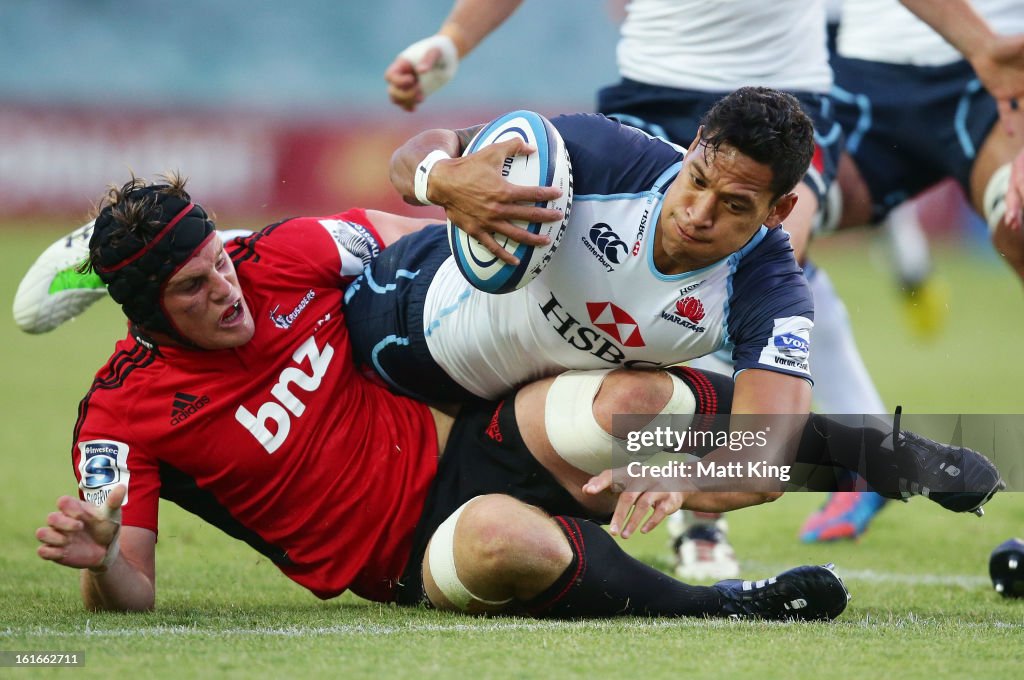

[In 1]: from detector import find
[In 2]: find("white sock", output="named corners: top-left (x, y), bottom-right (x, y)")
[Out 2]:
top-left (884, 200), bottom-right (932, 288)
top-left (806, 265), bottom-right (886, 414)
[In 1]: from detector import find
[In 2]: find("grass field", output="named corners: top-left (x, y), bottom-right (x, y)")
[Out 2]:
top-left (1, 223), bottom-right (1022, 678)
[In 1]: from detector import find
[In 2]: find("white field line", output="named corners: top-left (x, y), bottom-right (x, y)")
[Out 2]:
top-left (4, 620), bottom-right (1022, 638)
top-left (4, 613), bottom-right (1023, 639)
top-left (0, 619), bottom-right (726, 638)
top-left (743, 561), bottom-right (990, 588)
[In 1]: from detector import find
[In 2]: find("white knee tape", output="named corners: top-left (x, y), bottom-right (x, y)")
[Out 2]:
top-left (427, 497), bottom-right (513, 611)
top-left (984, 162), bottom-right (1011, 233)
top-left (544, 369), bottom-right (696, 475)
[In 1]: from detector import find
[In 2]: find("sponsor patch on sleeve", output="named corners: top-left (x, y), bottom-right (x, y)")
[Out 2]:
top-left (757, 316), bottom-right (812, 377)
top-left (77, 440), bottom-right (131, 507)
top-left (318, 219), bottom-right (381, 276)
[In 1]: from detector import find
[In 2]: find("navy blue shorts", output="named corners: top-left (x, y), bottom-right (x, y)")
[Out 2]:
top-left (343, 224), bottom-right (476, 405)
top-left (597, 79), bottom-right (842, 209)
top-left (831, 55), bottom-right (997, 222)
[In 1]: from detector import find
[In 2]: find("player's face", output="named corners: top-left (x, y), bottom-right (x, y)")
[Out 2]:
top-left (162, 235), bottom-right (255, 349)
top-left (655, 138), bottom-right (797, 275)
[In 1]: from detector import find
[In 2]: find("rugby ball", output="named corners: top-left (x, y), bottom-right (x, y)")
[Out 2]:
top-left (448, 110), bottom-right (572, 294)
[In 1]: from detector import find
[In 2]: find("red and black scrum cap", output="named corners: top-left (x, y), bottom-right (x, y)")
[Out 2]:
top-left (90, 185), bottom-right (215, 341)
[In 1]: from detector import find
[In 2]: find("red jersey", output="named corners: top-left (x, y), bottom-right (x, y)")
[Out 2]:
top-left (71, 209), bottom-right (439, 602)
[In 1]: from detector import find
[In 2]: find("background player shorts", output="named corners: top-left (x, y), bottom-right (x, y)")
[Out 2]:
top-left (597, 79), bottom-right (841, 214)
top-left (831, 56), bottom-right (998, 222)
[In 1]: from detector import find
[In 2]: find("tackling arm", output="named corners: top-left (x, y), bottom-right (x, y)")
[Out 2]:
top-left (36, 485), bottom-right (156, 612)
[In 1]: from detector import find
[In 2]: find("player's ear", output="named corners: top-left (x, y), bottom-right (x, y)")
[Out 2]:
top-left (685, 125), bottom-right (704, 156)
top-left (764, 192), bottom-right (798, 228)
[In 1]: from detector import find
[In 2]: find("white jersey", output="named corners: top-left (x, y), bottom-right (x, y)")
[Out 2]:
top-left (422, 115), bottom-right (814, 399)
top-left (838, 0), bottom-right (1024, 67)
top-left (617, 0), bottom-right (832, 92)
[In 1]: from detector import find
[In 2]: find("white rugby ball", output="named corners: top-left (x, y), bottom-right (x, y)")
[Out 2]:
top-left (448, 110), bottom-right (572, 294)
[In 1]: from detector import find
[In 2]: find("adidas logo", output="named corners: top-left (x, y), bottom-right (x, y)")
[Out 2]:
top-left (485, 400), bottom-right (504, 442)
top-left (171, 391), bottom-right (211, 426)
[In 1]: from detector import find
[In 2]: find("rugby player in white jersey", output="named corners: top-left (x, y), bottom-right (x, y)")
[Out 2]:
top-left (386, 0), bottom-right (885, 578)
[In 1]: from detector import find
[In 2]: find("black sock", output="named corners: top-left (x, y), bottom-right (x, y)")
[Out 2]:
top-left (668, 367), bottom-right (900, 493)
top-left (795, 414), bottom-right (899, 493)
top-left (526, 516), bottom-right (724, 618)
top-left (667, 366), bottom-right (734, 415)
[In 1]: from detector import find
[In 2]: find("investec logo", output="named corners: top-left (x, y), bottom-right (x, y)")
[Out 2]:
top-left (235, 334), bottom-right (334, 454)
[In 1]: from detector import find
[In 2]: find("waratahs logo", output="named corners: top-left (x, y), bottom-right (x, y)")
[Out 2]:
top-left (587, 223), bottom-right (628, 265)
top-left (675, 297), bottom-right (705, 323)
top-left (774, 333), bottom-right (809, 358)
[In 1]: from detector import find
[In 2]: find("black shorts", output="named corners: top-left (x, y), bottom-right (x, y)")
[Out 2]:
top-left (344, 224), bottom-right (476, 405)
top-left (393, 396), bottom-right (602, 606)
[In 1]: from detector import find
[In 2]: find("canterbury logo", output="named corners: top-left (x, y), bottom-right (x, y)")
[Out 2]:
top-left (587, 223), bottom-right (628, 264)
top-left (171, 392), bottom-right (211, 426)
top-left (235, 335), bottom-right (335, 454)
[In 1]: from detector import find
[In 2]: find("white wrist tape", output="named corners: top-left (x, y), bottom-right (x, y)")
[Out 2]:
top-left (414, 150), bottom-right (451, 205)
top-left (983, 162), bottom-right (1012, 232)
top-left (399, 34), bottom-right (459, 96)
top-left (91, 533), bottom-right (121, 573)
top-left (89, 494), bottom-right (123, 573)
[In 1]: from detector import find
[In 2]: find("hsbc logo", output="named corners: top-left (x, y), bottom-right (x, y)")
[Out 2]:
top-left (235, 334), bottom-right (335, 454)
top-left (632, 209), bottom-right (650, 256)
top-left (586, 301), bottom-right (646, 347)
top-left (539, 293), bottom-right (659, 367)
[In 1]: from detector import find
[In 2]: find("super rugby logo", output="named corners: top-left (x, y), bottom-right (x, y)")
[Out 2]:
top-left (584, 223), bottom-right (628, 271)
top-left (77, 440), bottom-right (130, 506)
top-left (539, 293), bottom-right (658, 367)
top-left (235, 334), bottom-right (335, 454)
top-left (270, 289), bottom-right (316, 330)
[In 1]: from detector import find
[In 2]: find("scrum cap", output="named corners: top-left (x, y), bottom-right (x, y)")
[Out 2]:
top-left (89, 184), bottom-right (215, 341)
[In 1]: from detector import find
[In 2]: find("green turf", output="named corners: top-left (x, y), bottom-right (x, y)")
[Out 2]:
top-left (1, 224), bottom-right (1022, 678)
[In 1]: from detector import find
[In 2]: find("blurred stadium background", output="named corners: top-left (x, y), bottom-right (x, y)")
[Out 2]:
top-left (2, 1), bottom-right (1022, 676)
top-left (0, 0), bottom-right (617, 223)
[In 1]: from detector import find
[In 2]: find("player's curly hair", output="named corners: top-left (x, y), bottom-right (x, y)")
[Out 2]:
top-left (80, 171), bottom-right (193, 272)
top-left (80, 171), bottom-right (216, 343)
top-left (699, 87), bottom-right (815, 200)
